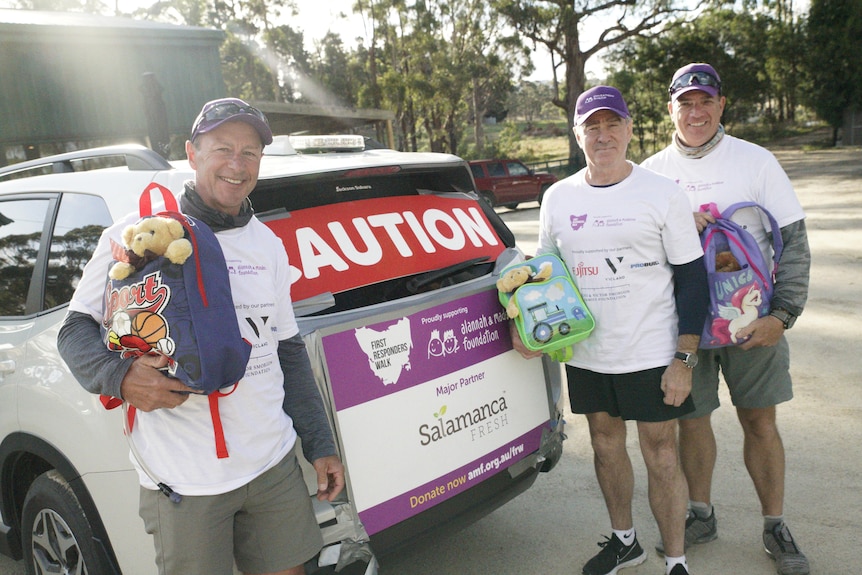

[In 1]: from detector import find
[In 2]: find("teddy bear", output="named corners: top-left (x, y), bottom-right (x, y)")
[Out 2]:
top-left (496, 260), bottom-right (554, 318)
top-left (109, 216), bottom-right (193, 280)
top-left (715, 250), bottom-right (742, 272)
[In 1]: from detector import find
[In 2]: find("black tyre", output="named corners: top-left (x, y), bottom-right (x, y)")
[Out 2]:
top-left (22, 470), bottom-right (100, 575)
top-left (558, 322), bottom-right (571, 335)
top-left (479, 191), bottom-right (496, 208)
top-left (538, 183), bottom-right (552, 205)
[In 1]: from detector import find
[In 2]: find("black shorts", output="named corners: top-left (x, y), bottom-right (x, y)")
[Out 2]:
top-left (566, 365), bottom-right (695, 422)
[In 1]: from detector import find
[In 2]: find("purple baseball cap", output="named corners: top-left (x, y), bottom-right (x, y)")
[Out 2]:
top-left (669, 63), bottom-right (722, 101)
top-left (574, 86), bottom-right (630, 126)
top-left (190, 97), bottom-right (273, 145)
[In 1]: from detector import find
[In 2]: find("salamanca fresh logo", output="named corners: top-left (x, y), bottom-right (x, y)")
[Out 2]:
top-left (418, 397), bottom-right (508, 446)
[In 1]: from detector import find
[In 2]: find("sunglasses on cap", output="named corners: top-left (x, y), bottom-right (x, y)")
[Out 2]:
top-left (668, 71), bottom-right (721, 97)
top-left (192, 102), bottom-right (269, 133)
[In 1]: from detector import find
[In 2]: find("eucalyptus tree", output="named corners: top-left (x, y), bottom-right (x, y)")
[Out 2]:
top-left (605, 8), bottom-right (772, 156)
top-left (354, 0), bottom-right (529, 154)
top-left (491, 0), bottom-right (698, 159)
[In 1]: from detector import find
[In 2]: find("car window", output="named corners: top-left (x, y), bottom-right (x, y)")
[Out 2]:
top-left (487, 162), bottom-right (506, 177)
top-left (469, 164), bottom-right (484, 179)
top-left (506, 162), bottom-right (529, 176)
top-left (0, 198), bottom-right (51, 316)
top-left (43, 194), bottom-right (112, 311)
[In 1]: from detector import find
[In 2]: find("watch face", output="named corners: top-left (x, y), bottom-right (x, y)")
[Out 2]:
top-left (675, 351), bottom-right (698, 368)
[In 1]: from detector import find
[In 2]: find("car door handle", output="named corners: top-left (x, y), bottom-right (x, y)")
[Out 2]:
top-left (0, 359), bottom-right (15, 374)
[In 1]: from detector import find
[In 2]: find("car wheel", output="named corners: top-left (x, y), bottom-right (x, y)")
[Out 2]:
top-left (479, 191), bottom-right (496, 208)
top-left (22, 470), bottom-right (101, 575)
top-left (538, 184), bottom-right (552, 205)
top-left (503, 202), bottom-right (519, 210)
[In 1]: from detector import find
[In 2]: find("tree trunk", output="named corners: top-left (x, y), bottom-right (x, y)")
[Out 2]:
top-left (473, 77), bottom-right (485, 156)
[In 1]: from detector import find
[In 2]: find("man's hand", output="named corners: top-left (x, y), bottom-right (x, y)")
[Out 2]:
top-left (119, 354), bottom-right (198, 412)
top-left (313, 455), bottom-right (345, 502)
top-left (736, 315), bottom-right (784, 350)
top-left (693, 210), bottom-right (717, 233)
top-left (661, 361), bottom-right (693, 407)
top-left (509, 321), bottom-right (543, 359)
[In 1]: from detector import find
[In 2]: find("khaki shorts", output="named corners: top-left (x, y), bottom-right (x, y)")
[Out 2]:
top-left (139, 447), bottom-right (323, 575)
top-left (682, 335), bottom-right (794, 419)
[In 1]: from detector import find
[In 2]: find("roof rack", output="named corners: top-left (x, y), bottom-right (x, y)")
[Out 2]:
top-left (0, 144), bottom-right (172, 181)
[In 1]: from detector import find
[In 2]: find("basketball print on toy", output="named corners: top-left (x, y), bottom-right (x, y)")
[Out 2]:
top-left (131, 311), bottom-right (169, 347)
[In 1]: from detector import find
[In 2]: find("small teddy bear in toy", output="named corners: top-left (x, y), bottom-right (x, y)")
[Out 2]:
top-left (496, 260), bottom-right (555, 318)
top-left (715, 250), bottom-right (742, 272)
top-left (109, 216), bottom-right (193, 280)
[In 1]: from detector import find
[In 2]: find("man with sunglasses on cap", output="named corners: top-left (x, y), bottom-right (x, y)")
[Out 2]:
top-left (59, 97), bottom-right (344, 575)
top-left (513, 85), bottom-right (709, 575)
top-left (642, 63), bottom-right (811, 575)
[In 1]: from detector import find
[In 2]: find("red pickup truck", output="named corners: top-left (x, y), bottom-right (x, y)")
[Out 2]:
top-left (469, 159), bottom-right (558, 209)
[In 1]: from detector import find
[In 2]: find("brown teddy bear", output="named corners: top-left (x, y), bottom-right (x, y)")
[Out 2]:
top-left (496, 260), bottom-right (554, 318)
top-left (715, 250), bottom-right (741, 272)
top-left (109, 216), bottom-right (193, 280)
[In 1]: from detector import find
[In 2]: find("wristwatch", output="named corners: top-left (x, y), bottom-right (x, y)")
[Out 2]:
top-left (770, 308), bottom-right (797, 330)
top-left (674, 351), bottom-right (698, 369)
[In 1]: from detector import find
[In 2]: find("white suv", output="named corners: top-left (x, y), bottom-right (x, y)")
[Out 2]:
top-left (0, 139), bottom-right (565, 574)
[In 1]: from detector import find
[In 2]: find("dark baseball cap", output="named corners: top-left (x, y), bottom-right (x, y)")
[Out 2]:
top-left (575, 86), bottom-right (631, 126)
top-left (190, 98), bottom-right (273, 145)
top-left (669, 63), bottom-right (722, 101)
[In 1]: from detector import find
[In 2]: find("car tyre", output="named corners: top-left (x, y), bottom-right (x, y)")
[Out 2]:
top-left (479, 191), bottom-right (496, 208)
top-left (22, 470), bottom-right (101, 575)
top-left (538, 183), bottom-right (552, 206)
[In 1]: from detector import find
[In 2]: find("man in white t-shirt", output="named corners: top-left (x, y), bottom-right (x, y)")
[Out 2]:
top-left (514, 86), bottom-right (709, 575)
top-left (642, 63), bottom-right (811, 575)
top-left (59, 98), bottom-right (344, 575)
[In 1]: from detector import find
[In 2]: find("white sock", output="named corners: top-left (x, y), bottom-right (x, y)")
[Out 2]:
top-left (612, 527), bottom-right (636, 546)
top-left (689, 500), bottom-right (712, 518)
top-left (665, 555), bottom-right (687, 574)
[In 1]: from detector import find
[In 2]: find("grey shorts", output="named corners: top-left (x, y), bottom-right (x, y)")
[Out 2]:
top-left (683, 335), bottom-right (794, 419)
top-left (139, 447), bottom-right (323, 575)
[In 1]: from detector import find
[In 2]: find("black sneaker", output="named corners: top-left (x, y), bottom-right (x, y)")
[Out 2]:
top-left (668, 565), bottom-right (690, 575)
top-left (655, 508), bottom-right (718, 555)
top-left (582, 533), bottom-right (646, 575)
top-left (763, 522), bottom-right (810, 575)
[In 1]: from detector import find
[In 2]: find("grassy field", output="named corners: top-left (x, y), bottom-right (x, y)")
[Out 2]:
top-left (474, 118), bottom-right (833, 167)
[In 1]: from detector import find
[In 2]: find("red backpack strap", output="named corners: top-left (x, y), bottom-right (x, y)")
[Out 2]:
top-left (139, 182), bottom-right (179, 216)
top-left (208, 383), bottom-right (239, 459)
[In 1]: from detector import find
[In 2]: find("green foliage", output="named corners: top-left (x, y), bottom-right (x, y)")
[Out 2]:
top-left (802, 0), bottom-right (862, 139)
top-left (219, 33), bottom-right (276, 102)
top-left (47, 0), bottom-right (853, 153)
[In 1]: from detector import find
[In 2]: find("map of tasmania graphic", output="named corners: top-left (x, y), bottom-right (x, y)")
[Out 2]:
top-left (354, 318), bottom-right (413, 385)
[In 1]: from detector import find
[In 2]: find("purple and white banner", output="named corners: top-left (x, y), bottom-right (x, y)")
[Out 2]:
top-left (322, 290), bottom-right (551, 535)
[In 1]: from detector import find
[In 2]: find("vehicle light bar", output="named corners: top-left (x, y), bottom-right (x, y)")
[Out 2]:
top-left (263, 136), bottom-right (297, 156)
top-left (289, 135), bottom-right (366, 153)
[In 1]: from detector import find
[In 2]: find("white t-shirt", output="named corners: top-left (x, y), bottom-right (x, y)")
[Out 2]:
top-left (538, 163), bottom-right (703, 374)
top-left (69, 214), bottom-right (298, 495)
top-left (642, 135), bottom-right (805, 266)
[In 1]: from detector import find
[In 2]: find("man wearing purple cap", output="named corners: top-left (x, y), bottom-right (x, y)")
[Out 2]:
top-left (513, 86), bottom-right (709, 575)
top-left (643, 64), bottom-right (811, 575)
top-left (59, 97), bottom-right (344, 575)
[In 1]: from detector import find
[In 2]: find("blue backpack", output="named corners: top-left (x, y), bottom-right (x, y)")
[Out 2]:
top-left (100, 183), bottom-right (251, 458)
top-left (699, 201), bottom-right (783, 348)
